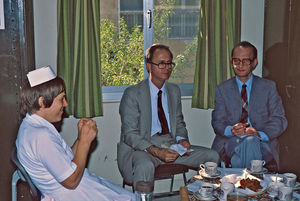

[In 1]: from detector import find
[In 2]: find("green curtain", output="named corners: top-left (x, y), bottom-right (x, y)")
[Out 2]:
top-left (192, 0), bottom-right (241, 109)
top-left (57, 0), bottom-right (103, 118)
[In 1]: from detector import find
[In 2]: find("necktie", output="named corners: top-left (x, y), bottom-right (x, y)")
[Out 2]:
top-left (157, 90), bottom-right (169, 135)
top-left (240, 84), bottom-right (248, 123)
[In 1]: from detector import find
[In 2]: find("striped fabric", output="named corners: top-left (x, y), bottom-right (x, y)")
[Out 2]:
top-left (192, 0), bottom-right (241, 109)
top-left (57, 0), bottom-right (103, 118)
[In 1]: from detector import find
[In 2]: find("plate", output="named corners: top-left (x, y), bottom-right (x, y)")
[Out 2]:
top-left (221, 174), bottom-right (268, 197)
top-left (200, 169), bottom-right (222, 179)
top-left (193, 191), bottom-right (217, 200)
top-left (236, 179), bottom-right (268, 197)
top-left (246, 167), bottom-right (268, 174)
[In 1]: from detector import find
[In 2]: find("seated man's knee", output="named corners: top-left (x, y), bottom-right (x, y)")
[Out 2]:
top-left (244, 135), bottom-right (260, 143)
top-left (132, 151), bottom-right (155, 173)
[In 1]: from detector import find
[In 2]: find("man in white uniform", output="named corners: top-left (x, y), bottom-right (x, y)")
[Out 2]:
top-left (16, 66), bottom-right (135, 201)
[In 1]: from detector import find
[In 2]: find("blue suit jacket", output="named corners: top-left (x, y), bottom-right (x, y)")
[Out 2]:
top-left (211, 75), bottom-right (287, 166)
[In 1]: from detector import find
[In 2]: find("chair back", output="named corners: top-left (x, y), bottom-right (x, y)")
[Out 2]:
top-left (11, 147), bottom-right (41, 201)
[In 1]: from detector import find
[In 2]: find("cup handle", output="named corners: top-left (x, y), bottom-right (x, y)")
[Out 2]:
top-left (262, 160), bottom-right (266, 166)
top-left (200, 164), bottom-right (205, 170)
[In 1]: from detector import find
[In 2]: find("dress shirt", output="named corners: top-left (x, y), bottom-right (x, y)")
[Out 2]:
top-left (224, 75), bottom-right (269, 141)
top-left (149, 79), bottom-right (184, 142)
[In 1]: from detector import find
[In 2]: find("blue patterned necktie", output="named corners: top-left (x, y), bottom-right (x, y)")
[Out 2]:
top-left (240, 84), bottom-right (248, 123)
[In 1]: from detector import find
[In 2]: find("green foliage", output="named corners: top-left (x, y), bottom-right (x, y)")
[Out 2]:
top-left (100, 18), bottom-right (144, 86)
top-left (172, 37), bottom-right (198, 81)
top-left (100, 0), bottom-right (197, 85)
top-left (153, 0), bottom-right (176, 43)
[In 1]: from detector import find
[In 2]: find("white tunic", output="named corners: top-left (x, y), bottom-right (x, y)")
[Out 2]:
top-left (16, 114), bottom-right (135, 201)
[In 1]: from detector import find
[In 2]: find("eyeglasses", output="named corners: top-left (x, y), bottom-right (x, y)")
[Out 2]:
top-left (149, 61), bottom-right (176, 69)
top-left (232, 58), bottom-right (254, 66)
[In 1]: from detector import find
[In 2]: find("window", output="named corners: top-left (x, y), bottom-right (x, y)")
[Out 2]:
top-left (100, 0), bottom-right (200, 100)
top-left (168, 8), bottom-right (199, 39)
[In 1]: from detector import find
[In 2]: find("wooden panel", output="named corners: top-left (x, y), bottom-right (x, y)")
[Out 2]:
top-left (0, 0), bottom-right (34, 200)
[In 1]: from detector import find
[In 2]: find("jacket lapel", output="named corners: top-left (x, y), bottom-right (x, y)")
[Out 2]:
top-left (165, 83), bottom-right (175, 137)
top-left (139, 79), bottom-right (152, 136)
top-left (229, 77), bottom-right (243, 120)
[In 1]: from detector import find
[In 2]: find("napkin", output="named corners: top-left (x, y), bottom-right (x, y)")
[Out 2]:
top-left (169, 144), bottom-right (194, 156)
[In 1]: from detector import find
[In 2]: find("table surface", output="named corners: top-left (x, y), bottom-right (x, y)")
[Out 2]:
top-left (186, 168), bottom-right (300, 201)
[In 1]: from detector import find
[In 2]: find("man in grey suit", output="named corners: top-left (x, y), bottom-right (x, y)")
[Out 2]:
top-left (211, 41), bottom-right (287, 172)
top-left (118, 44), bottom-right (219, 188)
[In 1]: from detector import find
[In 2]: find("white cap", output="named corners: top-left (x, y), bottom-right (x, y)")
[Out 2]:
top-left (27, 66), bottom-right (57, 87)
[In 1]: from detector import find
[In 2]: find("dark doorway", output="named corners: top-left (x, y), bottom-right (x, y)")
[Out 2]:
top-left (263, 0), bottom-right (300, 175)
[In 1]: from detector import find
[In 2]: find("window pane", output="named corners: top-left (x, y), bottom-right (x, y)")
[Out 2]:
top-left (120, 0), bottom-right (143, 11)
top-left (154, 0), bottom-right (200, 84)
top-left (100, 0), bottom-right (144, 87)
top-left (100, 0), bottom-right (200, 89)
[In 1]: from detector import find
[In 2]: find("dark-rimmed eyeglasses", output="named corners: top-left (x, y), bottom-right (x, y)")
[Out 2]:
top-left (232, 58), bottom-right (254, 66)
top-left (149, 61), bottom-right (176, 69)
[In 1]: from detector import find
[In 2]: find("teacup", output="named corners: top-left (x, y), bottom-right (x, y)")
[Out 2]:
top-left (200, 162), bottom-right (218, 176)
top-left (283, 173), bottom-right (297, 187)
top-left (219, 182), bottom-right (235, 200)
top-left (199, 182), bottom-right (214, 198)
top-left (267, 181), bottom-right (284, 198)
top-left (278, 186), bottom-right (293, 201)
top-left (250, 160), bottom-right (265, 173)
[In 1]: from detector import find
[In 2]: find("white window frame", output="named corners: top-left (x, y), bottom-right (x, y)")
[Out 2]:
top-left (102, 0), bottom-right (194, 101)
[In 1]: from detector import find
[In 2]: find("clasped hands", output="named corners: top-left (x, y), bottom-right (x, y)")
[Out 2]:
top-left (77, 118), bottom-right (98, 144)
top-left (231, 123), bottom-right (260, 138)
top-left (147, 139), bottom-right (191, 163)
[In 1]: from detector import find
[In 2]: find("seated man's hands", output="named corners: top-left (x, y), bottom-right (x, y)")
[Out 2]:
top-left (232, 123), bottom-right (260, 138)
top-left (231, 123), bottom-right (246, 137)
top-left (245, 127), bottom-right (260, 137)
top-left (147, 146), bottom-right (179, 162)
top-left (178, 139), bottom-right (191, 156)
top-left (178, 139), bottom-right (191, 150)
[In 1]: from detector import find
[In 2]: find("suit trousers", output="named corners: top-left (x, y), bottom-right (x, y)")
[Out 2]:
top-left (225, 135), bottom-right (273, 168)
top-left (131, 134), bottom-right (219, 188)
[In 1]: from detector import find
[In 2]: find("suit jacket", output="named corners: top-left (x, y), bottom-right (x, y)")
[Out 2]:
top-left (211, 75), bottom-right (287, 166)
top-left (117, 79), bottom-right (188, 183)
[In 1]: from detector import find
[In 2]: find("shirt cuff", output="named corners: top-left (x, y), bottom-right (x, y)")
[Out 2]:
top-left (224, 126), bottom-right (233, 137)
top-left (258, 131), bottom-right (269, 141)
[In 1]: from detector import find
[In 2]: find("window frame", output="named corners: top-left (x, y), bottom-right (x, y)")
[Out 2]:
top-left (102, 0), bottom-right (194, 101)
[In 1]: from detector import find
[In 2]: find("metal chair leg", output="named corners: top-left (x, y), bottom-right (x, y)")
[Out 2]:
top-left (12, 170), bottom-right (21, 201)
top-left (170, 175), bottom-right (174, 192)
top-left (183, 172), bottom-right (187, 185)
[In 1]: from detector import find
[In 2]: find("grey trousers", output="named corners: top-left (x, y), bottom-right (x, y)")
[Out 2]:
top-left (132, 134), bottom-right (220, 188)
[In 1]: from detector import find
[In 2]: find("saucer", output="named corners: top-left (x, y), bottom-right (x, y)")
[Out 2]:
top-left (200, 169), bottom-right (222, 179)
top-left (193, 191), bottom-right (217, 200)
top-left (246, 167), bottom-right (268, 174)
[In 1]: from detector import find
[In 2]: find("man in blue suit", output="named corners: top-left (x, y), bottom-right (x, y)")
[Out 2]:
top-left (118, 44), bottom-right (219, 188)
top-left (211, 41), bottom-right (287, 172)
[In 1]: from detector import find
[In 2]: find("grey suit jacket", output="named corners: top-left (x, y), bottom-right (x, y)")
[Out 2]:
top-left (117, 79), bottom-right (188, 183)
top-left (211, 75), bottom-right (287, 166)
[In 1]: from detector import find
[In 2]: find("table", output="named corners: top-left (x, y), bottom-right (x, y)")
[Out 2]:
top-left (184, 168), bottom-right (300, 201)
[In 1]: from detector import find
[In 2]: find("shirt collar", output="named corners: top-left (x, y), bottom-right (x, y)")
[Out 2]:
top-left (235, 74), bottom-right (253, 92)
top-left (148, 79), bottom-right (166, 96)
top-left (25, 113), bottom-right (59, 135)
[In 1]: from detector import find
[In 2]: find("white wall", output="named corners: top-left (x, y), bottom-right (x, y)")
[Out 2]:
top-left (241, 0), bottom-right (265, 76)
top-left (33, 0), bottom-right (264, 191)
